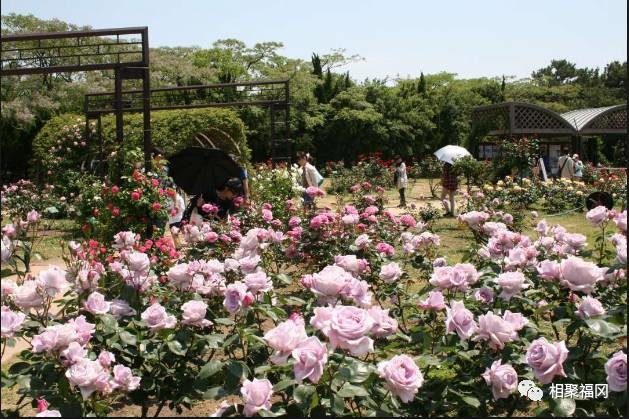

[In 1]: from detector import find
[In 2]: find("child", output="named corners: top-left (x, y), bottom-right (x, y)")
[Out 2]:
top-left (394, 155), bottom-right (408, 207)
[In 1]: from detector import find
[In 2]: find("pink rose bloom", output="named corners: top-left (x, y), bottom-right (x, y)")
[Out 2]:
top-left (325, 306), bottom-right (375, 356)
top-left (377, 355), bottom-right (424, 403)
top-left (37, 266), bottom-right (69, 297)
top-left (292, 336), bottom-right (328, 383)
top-left (69, 315), bottom-right (95, 345)
top-left (576, 296), bottom-right (605, 319)
top-left (399, 214), bottom-right (417, 228)
top-left (109, 299), bottom-right (136, 318)
top-left (502, 310), bottom-right (528, 331)
top-left (2, 224), bottom-right (16, 238)
top-left (27, 210), bottom-right (41, 223)
top-left (306, 186), bottom-right (324, 197)
top-left (340, 277), bottom-right (373, 307)
top-left (495, 271), bottom-right (529, 301)
top-left (526, 338), bottom-right (569, 384)
top-left (223, 281), bottom-right (250, 314)
top-left (559, 256), bottom-right (604, 294)
top-left (418, 290), bottom-right (446, 311)
top-left (263, 316), bottom-right (308, 364)
top-left (310, 265), bottom-right (353, 302)
top-left (309, 306), bottom-right (334, 335)
top-left (1, 278), bottom-right (17, 297)
top-left (432, 257), bottom-right (447, 268)
top-left (334, 255), bottom-right (369, 275)
top-left (458, 211), bottom-right (490, 229)
top-left (61, 342), bottom-right (89, 364)
top-left (605, 351), bottom-right (627, 392)
top-left (364, 205), bottom-right (379, 216)
top-left (482, 360), bottom-right (518, 400)
top-left (483, 222), bottom-right (507, 236)
top-left (83, 292), bottom-right (111, 315)
top-left (238, 255), bottom-right (261, 275)
top-left (1, 306), bottom-right (26, 338)
top-left (181, 300), bottom-right (213, 327)
top-left (13, 280), bottom-right (44, 309)
top-left (342, 214), bottom-right (359, 225)
top-left (1, 236), bottom-right (13, 262)
top-left (375, 242), bottom-right (395, 256)
top-left (110, 364), bottom-right (141, 392)
top-left (354, 234), bottom-right (371, 249)
top-left (445, 301), bottom-right (477, 340)
top-left (474, 312), bottom-right (517, 350)
top-left (564, 233), bottom-right (587, 250)
top-left (36, 410), bottom-right (61, 417)
top-left (244, 271), bottom-right (272, 294)
top-left (241, 378), bottom-right (273, 417)
top-left (367, 306), bottom-right (398, 337)
top-left (474, 287), bottom-right (494, 304)
top-left (65, 358), bottom-right (111, 399)
top-left (113, 231), bottom-right (137, 250)
top-left (288, 216), bottom-right (301, 228)
top-left (98, 351), bottom-right (115, 368)
top-left (586, 205), bottom-right (609, 227)
top-left (537, 260), bottom-right (561, 280)
top-left (32, 323), bottom-right (78, 353)
top-left (502, 213), bottom-right (514, 224)
top-left (379, 262), bottom-right (402, 283)
top-left (262, 208), bottom-right (273, 222)
top-left (613, 210), bottom-right (627, 232)
top-left (430, 264), bottom-right (479, 292)
top-left (141, 303), bottom-right (176, 332)
top-left (126, 251), bottom-right (150, 273)
top-left (205, 231), bottom-right (219, 243)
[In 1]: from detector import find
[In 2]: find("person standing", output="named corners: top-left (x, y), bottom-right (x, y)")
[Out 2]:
top-left (557, 148), bottom-right (575, 179)
top-left (394, 155), bottom-right (408, 207)
top-left (297, 152), bottom-right (319, 210)
top-left (572, 154), bottom-right (584, 180)
top-left (440, 162), bottom-right (458, 216)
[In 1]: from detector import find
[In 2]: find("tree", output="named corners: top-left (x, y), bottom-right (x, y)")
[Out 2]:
top-left (418, 72), bottom-right (427, 95)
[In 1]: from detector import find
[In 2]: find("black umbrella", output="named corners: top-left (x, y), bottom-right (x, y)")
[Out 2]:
top-left (167, 147), bottom-right (241, 195)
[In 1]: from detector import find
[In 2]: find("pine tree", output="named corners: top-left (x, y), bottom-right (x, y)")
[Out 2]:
top-left (322, 69), bottom-right (334, 103)
top-left (418, 72), bottom-right (427, 94)
top-left (311, 53), bottom-right (323, 78)
top-left (500, 75), bottom-right (506, 101)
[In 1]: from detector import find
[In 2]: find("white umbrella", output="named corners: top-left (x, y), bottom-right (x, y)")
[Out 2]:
top-left (433, 145), bottom-right (471, 164)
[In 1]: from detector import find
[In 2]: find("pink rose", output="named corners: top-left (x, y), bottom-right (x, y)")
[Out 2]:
top-left (399, 214), bottom-right (417, 228)
top-left (244, 271), bottom-right (272, 294)
top-left (377, 355), bottom-right (424, 403)
top-left (575, 296), bottom-right (605, 319)
top-left (482, 222), bottom-right (507, 236)
top-left (502, 310), bottom-right (528, 331)
top-left (339, 277), bottom-right (373, 307)
top-left (83, 292), bottom-right (111, 315)
top-left (1, 278), bottom-right (17, 296)
top-left (613, 210), bottom-right (627, 232)
top-left (564, 233), bottom-right (587, 250)
top-left (110, 364), bottom-right (141, 392)
top-left (37, 266), bottom-right (69, 297)
top-left (13, 280), bottom-right (44, 309)
top-left (1, 306), bottom-right (26, 338)
top-left (181, 300), bottom-right (213, 327)
top-left (482, 360), bottom-right (518, 400)
top-left (473, 312), bottom-right (517, 350)
top-left (61, 341), bottom-right (87, 364)
top-left (262, 208), bottom-right (273, 222)
top-left (98, 351), bottom-right (115, 368)
top-left (241, 378), bottom-right (273, 417)
top-left (559, 256), bottom-right (604, 294)
top-left (354, 234), bottom-right (371, 249)
top-left (334, 255), bottom-right (369, 275)
top-left (32, 323), bottom-right (78, 353)
top-left (263, 316), bottom-right (308, 364)
top-left (418, 290), bottom-right (446, 311)
top-left (109, 299), bottom-right (136, 318)
top-left (536, 260), bottom-right (561, 280)
top-left (69, 315), bottom-right (95, 345)
top-left (375, 242), bottom-right (395, 256)
top-left (27, 210), bottom-right (41, 223)
top-left (495, 271), bottom-right (529, 301)
top-left (379, 262), bottom-right (402, 283)
top-left (292, 336), bottom-right (328, 383)
top-left (309, 265), bottom-right (353, 302)
top-left (65, 358), bottom-right (110, 399)
top-left (36, 410), bottom-right (61, 417)
top-left (126, 251), bottom-right (150, 273)
top-left (474, 287), bottom-right (494, 305)
top-left (445, 300), bottom-right (477, 340)
top-left (325, 306), bottom-right (374, 356)
top-left (288, 216), bottom-right (301, 228)
top-left (458, 211), bottom-right (490, 229)
top-left (141, 303), bottom-right (176, 332)
top-left (367, 306), bottom-right (398, 337)
top-left (238, 255), bottom-right (261, 275)
top-left (309, 306), bottom-right (334, 335)
top-left (526, 338), bottom-right (568, 384)
top-left (223, 281), bottom-right (250, 314)
top-left (430, 264), bottom-right (479, 292)
top-left (432, 257), bottom-right (447, 268)
top-left (605, 351), bottom-right (627, 392)
top-left (586, 205), bottom-right (609, 227)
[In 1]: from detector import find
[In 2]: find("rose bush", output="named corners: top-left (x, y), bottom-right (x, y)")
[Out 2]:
top-left (1, 194), bottom-right (626, 417)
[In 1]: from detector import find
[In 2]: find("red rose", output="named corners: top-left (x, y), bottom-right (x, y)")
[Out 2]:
top-left (151, 202), bottom-right (162, 211)
top-left (112, 207), bottom-right (120, 217)
top-left (151, 179), bottom-right (159, 187)
top-left (111, 185), bottom-right (120, 194)
top-left (93, 208), bottom-right (100, 216)
top-left (131, 191), bottom-right (141, 200)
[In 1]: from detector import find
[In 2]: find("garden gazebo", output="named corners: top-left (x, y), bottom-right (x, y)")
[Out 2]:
top-left (471, 102), bottom-right (627, 172)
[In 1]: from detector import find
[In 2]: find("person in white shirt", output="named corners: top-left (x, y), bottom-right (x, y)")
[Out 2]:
top-left (557, 147), bottom-right (575, 179)
top-left (297, 151), bottom-right (319, 210)
top-left (394, 155), bottom-right (408, 207)
top-left (167, 187), bottom-right (186, 246)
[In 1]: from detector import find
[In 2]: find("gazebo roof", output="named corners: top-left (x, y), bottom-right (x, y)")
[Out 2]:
top-left (471, 102), bottom-right (627, 137)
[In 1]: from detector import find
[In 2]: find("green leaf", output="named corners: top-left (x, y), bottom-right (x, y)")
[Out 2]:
top-left (585, 318), bottom-right (622, 337)
top-left (198, 360), bottom-right (223, 380)
top-left (99, 314), bottom-right (118, 332)
top-left (167, 340), bottom-right (186, 356)
top-left (8, 362), bottom-right (31, 375)
top-left (293, 384), bottom-right (317, 412)
top-left (552, 397), bottom-right (576, 416)
top-left (336, 383), bottom-right (369, 397)
top-left (119, 331), bottom-right (137, 346)
top-left (461, 395), bottom-right (481, 408)
top-left (202, 386), bottom-right (228, 400)
top-left (226, 360), bottom-right (249, 380)
top-left (273, 379), bottom-right (297, 392)
top-left (275, 273), bottom-right (292, 285)
top-left (338, 358), bottom-right (373, 383)
top-left (213, 317), bottom-right (235, 326)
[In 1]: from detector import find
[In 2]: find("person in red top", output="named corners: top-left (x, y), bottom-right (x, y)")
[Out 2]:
top-left (440, 162), bottom-right (458, 216)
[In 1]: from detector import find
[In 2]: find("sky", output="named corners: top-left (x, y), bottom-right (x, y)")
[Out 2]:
top-left (2, 0), bottom-right (627, 82)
